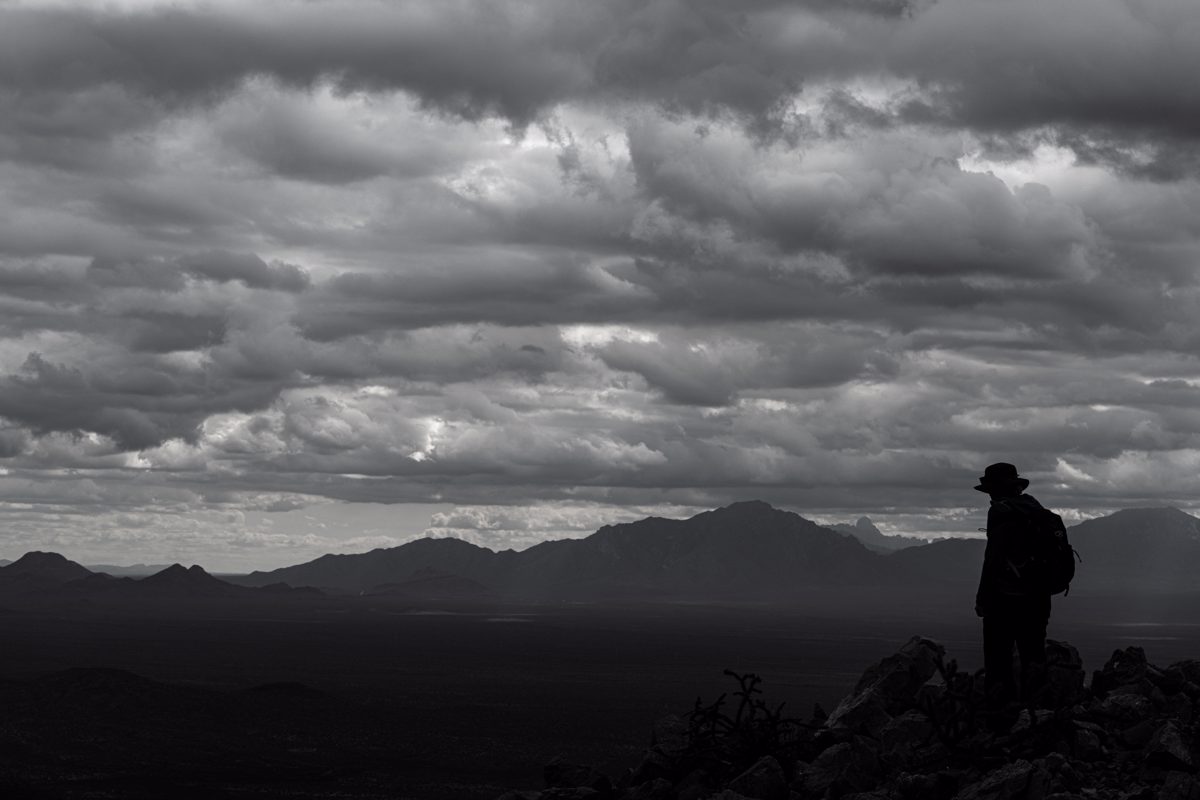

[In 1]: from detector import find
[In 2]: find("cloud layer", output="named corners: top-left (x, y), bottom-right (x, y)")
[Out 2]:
top-left (2, 0), bottom-right (1199, 566)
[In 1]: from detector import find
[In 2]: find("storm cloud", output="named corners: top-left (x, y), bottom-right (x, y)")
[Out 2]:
top-left (1, 0), bottom-right (1198, 568)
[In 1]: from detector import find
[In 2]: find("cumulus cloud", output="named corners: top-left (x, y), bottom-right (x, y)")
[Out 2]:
top-left (1, 0), bottom-right (1199, 566)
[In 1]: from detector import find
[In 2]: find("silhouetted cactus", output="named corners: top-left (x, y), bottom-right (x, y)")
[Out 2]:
top-left (674, 669), bottom-right (817, 783)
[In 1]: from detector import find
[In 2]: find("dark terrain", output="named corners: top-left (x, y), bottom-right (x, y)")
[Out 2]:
top-left (3, 594), bottom-right (1200, 799)
top-left (2, 502), bottom-right (1200, 798)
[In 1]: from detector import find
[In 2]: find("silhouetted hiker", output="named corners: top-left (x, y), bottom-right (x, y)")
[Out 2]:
top-left (974, 462), bottom-right (1050, 731)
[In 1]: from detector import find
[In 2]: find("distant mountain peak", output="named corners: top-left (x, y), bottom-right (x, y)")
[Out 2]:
top-left (1108, 506), bottom-right (1190, 520)
top-left (409, 536), bottom-right (488, 551)
top-left (1, 551), bottom-right (94, 583)
top-left (8, 551), bottom-right (77, 568)
top-left (715, 496), bottom-right (782, 515)
top-left (139, 563), bottom-right (235, 594)
top-left (149, 563), bottom-right (212, 577)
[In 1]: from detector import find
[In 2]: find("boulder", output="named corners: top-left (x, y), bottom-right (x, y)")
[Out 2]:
top-left (880, 710), bottom-right (934, 762)
top-left (541, 790), bottom-right (601, 800)
top-left (1097, 693), bottom-right (1156, 723)
top-left (1147, 722), bottom-right (1195, 773)
top-left (893, 770), bottom-right (966, 800)
top-left (1042, 640), bottom-right (1086, 708)
top-left (826, 686), bottom-right (893, 738)
top-left (726, 755), bottom-right (787, 800)
top-left (1011, 709), bottom-right (1056, 735)
top-left (1159, 771), bottom-right (1200, 800)
top-left (649, 714), bottom-right (689, 754)
top-left (850, 636), bottom-right (945, 713)
top-left (674, 767), bottom-right (716, 800)
top-left (798, 737), bottom-right (881, 796)
top-left (1093, 647), bottom-right (1150, 697)
top-left (545, 757), bottom-right (613, 794)
top-left (1121, 720), bottom-right (1159, 749)
top-left (1073, 727), bottom-right (1104, 761)
top-left (1170, 661), bottom-right (1200, 686)
top-left (827, 636), bottom-right (944, 737)
top-left (622, 778), bottom-right (672, 800)
top-left (952, 760), bottom-right (1033, 800)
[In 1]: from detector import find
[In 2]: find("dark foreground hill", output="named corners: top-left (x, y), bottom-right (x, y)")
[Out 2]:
top-left (497, 637), bottom-right (1200, 800)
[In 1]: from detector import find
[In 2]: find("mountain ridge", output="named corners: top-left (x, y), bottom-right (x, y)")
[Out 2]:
top-left (236, 500), bottom-right (887, 599)
top-left (9, 503), bottom-right (1200, 602)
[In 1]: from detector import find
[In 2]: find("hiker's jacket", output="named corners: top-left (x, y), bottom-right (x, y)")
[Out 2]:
top-left (975, 492), bottom-right (1053, 619)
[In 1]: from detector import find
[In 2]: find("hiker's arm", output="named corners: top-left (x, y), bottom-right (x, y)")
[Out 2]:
top-left (975, 504), bottom-right (1012, 616)
top-left (975, 509), bottom-right (997, 616)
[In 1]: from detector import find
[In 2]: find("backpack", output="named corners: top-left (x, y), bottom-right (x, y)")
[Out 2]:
top-left (1003, 504), bottom-right (1080, 596)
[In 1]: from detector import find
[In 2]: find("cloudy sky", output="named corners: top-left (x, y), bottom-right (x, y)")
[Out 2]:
top-left (1, 0), bottom-right (1199, 570)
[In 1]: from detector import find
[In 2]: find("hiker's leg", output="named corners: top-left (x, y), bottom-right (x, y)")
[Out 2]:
top-left (983, 613), bottom-right (1017, 724)
top-left (1015, 607), bottom-right (1048, 705)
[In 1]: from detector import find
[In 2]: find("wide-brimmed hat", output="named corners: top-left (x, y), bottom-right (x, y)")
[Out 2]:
top-left (974, 462), bottom-right (1030, 493)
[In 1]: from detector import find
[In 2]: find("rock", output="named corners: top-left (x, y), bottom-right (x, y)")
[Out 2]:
top-left (621, 778), bottom-right (673, 800)
top-left (541, 790), bottom-right (601, 800)
top-left (545, 757), bottom-right (613, 794)
top-left (1154, 667), bottom-right (1188, 696)
top-left (629, 749), bottom-right (673, 786)
top-left (1074, 727), bottom-right (1105, 761)
top-left (1043, 640), bottom-right (1086, 708)
top-left (827, 636), bottom-right (944, 738)
top-left (894, 770), bottom-right (965, 800)
top-left (1094, 648), bottom-right (1151, 697)
top-left (952, 760), bottom-right (1034, 800)
top-left (650, 714), bottom-right (689, 754)
top-left (1159, 771), bottom-right (1200, 800)
top-left (1038, 753), bottom-right (1083, 795)
top-left (1119, 788), bottom-right (1157, 800)
top-left (826, 686), bottom-right (893, 738)
top-left (880, 710), bottom-right (934, 762)
top-left (799, 737), bottom-right (881, 796)
top-left (727, 755), bottom-right (787, 800)
top-left (1148, 722), bottom-right (1195, 772)
top-left (674, 768), bottom-right (716, 800)
top-left (1011, 708), bottom-right (1056, 734)
top-left (850, 636), bottom-right (945, 713)
top-left (1171, 662), bottom-right (1200, 687)
top-left (1121, 720), bottom-right (1159, 749)
top-left (1097, 693), bottom-right (1155, 723)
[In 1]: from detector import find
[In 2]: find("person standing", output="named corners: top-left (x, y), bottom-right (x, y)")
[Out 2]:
top-left (974, 462), bottom-right (1052, 731)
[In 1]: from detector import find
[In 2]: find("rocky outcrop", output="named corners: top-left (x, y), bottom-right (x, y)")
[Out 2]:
top-left (498, 636), bottom-right (1200, 800)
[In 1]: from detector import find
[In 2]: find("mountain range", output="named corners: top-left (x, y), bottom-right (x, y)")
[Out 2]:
top-left (0, 552), bottom-right (315, 603)
top-left (5, 502), bottom-right (1200, 604)
top-left (237, 501), bottom-right (1200, 600)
